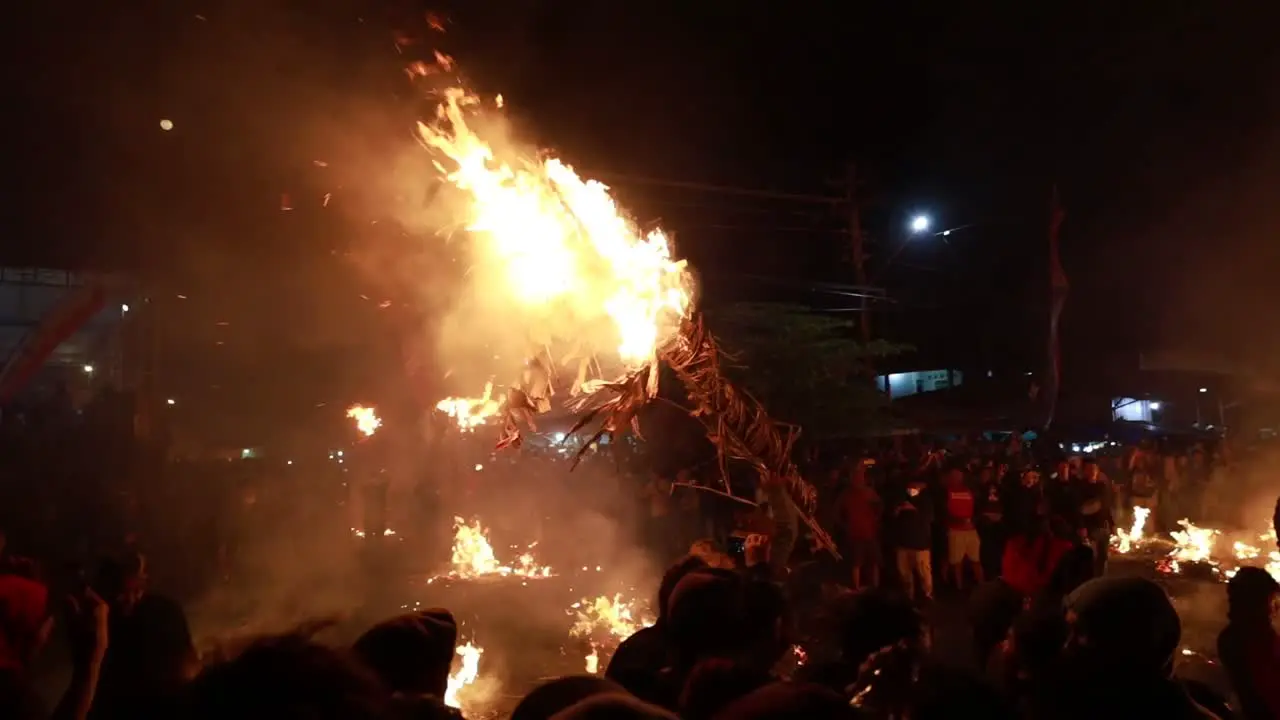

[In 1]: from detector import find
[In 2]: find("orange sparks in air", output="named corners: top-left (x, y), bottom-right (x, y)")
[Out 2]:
top-left (346, 404), bottom-right (382, 436)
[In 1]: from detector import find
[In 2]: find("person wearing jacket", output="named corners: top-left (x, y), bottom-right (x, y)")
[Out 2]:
top-left (1218, 567), bottom-right (1280, 720)
top-left (1074, 459), bottom-right (1114, 577)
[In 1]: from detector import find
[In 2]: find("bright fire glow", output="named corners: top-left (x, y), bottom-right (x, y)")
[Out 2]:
top-left (1111, 506), bottom-right (1151, 554)
top-left (1169, 519), bottom-right (1219, 565)
top-left (1141, 519), bottom-right (1280, 583)
top-left (444, 641), bottom-right (483, 709)
top-left (569, 593), bottom-right (653, 641)
top-left (418, 87), bottom-right (693, 428)
top-left (346, 404), bottom-right (382, 436)
top-left (436, 517), bottom-right (553, 581)
top-left (1223, 529), bottom-right (1280, 582)
top-left (1146, 518), bottom-right (1280, 583)
top-left (568, 593), bottom-right (654, 673)
top-left (435, 381), bottom-right (505, 431)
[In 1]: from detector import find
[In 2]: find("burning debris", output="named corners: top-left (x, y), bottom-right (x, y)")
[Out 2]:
top-left (567, 594), bottom-right (654, 673)
top-left (436, 381), bottom-right (504, 432)
top-left (430, 517), bottom-right (553, 583)
top-left (1168, 519), bottom-right (1221, 566)
top-left (1107, 505), bottom-right (1280, 583)
top-left (346, 404), bottom-right (382, 437)
top-left (414, 65), bottom-right (833, 555)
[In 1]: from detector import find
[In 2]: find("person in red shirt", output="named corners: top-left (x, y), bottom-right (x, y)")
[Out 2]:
top-left (942, 467), bottom-right (982, 591)
top-left (839, 460), bottom-right (882, 590)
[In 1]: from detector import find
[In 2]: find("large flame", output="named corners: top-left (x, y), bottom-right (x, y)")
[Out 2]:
top-left (417, 87), bottom-right (693, 428)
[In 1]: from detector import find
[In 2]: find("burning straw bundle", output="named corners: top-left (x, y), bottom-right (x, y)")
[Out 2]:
top-left (561, 312), bottom-right (838, 558)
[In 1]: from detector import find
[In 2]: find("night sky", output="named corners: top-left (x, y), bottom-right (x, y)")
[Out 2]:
top-left (8, 2), bottom-right (1280, 423)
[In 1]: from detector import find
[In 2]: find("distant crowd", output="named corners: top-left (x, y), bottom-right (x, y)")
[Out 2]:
top-left (3, 430), bottom-right (1278, 718)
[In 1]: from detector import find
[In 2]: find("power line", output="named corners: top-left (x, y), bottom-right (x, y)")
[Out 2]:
top-left (589, 171), bottom-right (845, 206)
top-left (679, 223), bottom-right (848, 235)
top-left (639, 196), bottom-right (829, 219)
top-left (724, 272), bottom-right (886, 299)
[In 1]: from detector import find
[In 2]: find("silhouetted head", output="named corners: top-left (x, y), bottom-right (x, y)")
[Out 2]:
top-left (185, 632), bottom-right (388, 720)
top-left (351, 608), bottom-right (457, 697)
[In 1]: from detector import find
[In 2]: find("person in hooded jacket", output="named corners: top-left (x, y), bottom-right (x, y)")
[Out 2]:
top-left (1217, 567), bottom-right (1280, 720)
top-left (606, 555), bottom-right (709, 698)
top-left (1044, 577), bottom-right (1220, 719)
top-left (351, 608), bottom-right (463, 719)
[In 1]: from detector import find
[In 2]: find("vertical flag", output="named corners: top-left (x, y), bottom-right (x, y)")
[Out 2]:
top-left (1044, 186), bottom-right (1069, 429)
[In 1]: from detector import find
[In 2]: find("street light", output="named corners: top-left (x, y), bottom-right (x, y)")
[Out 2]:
top-left (82, 364), bottom-right (94, 374)
top-left (909, 215), bottom-right (931, 234)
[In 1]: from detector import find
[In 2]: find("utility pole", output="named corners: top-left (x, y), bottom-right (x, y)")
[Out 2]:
top-left (845, 163), bottom-right (870, 344)
top-left (845, 162), bottom-right (880, 394)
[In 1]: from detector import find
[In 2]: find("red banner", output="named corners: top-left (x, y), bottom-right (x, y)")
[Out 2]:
top-left (0, 282), bottom-right (107, 403)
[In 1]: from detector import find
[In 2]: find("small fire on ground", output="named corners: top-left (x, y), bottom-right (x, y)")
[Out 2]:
top-left (444, 641), bottom-right (483, 710)
top-left (351, 528), bottom-right (397, 538)
top-left (1110, 506), bottom-right (1151, 554)
top-left (1111, 507), bottom-right (1280, 581)
top-left (568, 593), bottom-right (655, 674)
top-left (429, 517), bottom-right (553, 583)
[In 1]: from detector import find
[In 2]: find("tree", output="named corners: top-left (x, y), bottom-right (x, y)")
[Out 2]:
top-left (703, 302), bottom-right (904, 439)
